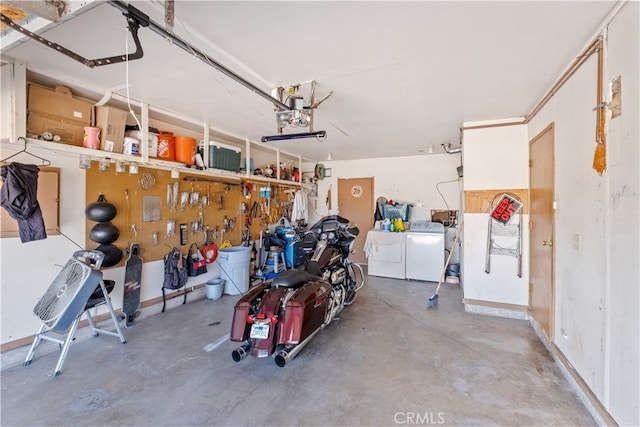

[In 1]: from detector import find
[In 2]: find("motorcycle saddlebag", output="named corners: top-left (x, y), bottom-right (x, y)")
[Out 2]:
top-left (230, 282), bottom-right (270, 341)
top-left (279, 281), bottom-right (331, 345)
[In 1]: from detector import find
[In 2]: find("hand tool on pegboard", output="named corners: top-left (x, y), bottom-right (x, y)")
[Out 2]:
top-left (217, 192), bottom-right (224, 210)
top-left (250, 201), bottom-right (258, 224)
top-left (125, 189), bottom-right (130, 230)
top-left (260, 199), bottom-right (269, 226)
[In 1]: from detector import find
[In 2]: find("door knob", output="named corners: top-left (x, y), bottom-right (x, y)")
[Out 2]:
top-left (542, 240), bottom-right (553, 247)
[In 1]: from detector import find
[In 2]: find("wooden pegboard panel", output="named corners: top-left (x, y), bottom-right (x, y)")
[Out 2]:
top-left (85, 162), bottom-right (297, 267)
top-left (463, 189), bottom-right (529, 214)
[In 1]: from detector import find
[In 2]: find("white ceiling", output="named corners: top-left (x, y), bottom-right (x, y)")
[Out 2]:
top-left (1, 1), bottom-right (617, 161)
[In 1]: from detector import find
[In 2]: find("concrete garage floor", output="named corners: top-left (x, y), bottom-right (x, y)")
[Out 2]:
top-left (1, 275), bottom-right (595, 427)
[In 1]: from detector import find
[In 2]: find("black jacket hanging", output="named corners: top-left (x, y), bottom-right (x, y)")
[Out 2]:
top-left (373, 197), bottom-right (386, 225)
top-left (0, 162), bottom-right (47, 242)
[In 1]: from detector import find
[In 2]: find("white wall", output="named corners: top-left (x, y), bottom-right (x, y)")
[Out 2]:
top-left (462, 124), bottom-right (529, 306)
top-left (1, 141), bottom-right (88, 343)
top-left (603, 3), bottom-right (640, 423)
top-left (303, 153), bottom-right (462, 226)
top-left (533, 53), bottom-right (610, 402)
top-left (527, 3), bottom-right (639, 424)
top-left (0, 141), bottom-right (175, 346)
top-left (1, 62), bottom-right (13, 142)
top-left (465, 3), bottom-right (639, 424)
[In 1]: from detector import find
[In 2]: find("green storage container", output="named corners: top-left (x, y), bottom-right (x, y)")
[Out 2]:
top-left (382, 204), bottom-right (412, 222)
top-left (208, 141), bottom-right (241, 172)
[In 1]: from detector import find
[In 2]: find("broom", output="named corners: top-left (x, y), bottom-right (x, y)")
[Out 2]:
top-left (427, 222), bottom-right (463, 308)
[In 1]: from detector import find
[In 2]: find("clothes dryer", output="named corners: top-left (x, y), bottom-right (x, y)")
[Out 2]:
top-left (405, 221), bottom-right (445, 282)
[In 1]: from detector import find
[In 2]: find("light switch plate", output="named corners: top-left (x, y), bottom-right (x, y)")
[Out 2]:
top-left (573, 233), bottom-right (581, 250)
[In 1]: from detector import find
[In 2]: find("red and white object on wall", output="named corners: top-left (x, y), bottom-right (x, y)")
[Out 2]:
top-left (489, 193), bottom-right (523, 225)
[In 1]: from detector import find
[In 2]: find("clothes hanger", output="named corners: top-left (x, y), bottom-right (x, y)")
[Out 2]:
top-left (1, 137), bottom-right (51, 166)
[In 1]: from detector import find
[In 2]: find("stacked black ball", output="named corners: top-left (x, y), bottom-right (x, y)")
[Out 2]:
top-left (86, 194), bottom-right (122, 267)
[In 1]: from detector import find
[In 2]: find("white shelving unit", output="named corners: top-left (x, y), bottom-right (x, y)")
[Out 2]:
top-left (4, 61), bottom-right (307, 186)
top-left (92, 91), bottom-right (305, 185)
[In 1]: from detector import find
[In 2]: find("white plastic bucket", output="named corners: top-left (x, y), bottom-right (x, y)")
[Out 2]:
top-left (122, 136), bottom-right (140, 155)
top-left (126, 130), bottom-right (159, 157)
top-left (205, 279), bottom-right (225, 300)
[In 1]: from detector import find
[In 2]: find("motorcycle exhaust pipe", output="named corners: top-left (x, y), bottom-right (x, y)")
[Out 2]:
top-left (232, 342), bottom-right (251, 362)
top-left (274, 330), bottom-right (319, 367)
top-left (274, 350), bottom-right (292, 368)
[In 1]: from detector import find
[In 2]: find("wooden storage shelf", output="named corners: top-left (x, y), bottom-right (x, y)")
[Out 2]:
top-left (24, 137), bottom-right (304, 187)
top-left (18, 70), bottom-right (308, 187)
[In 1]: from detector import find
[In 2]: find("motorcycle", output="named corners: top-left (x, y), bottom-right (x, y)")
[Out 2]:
top-left (230, 215), bottom-right (365, 367)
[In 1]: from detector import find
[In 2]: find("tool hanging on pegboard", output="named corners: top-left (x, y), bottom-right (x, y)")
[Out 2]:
top-left (250, 201), bottom-right (258, 225)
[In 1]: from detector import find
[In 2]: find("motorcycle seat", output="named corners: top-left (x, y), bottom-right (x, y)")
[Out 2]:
top-left (272, 269), bottom-right (321, 288)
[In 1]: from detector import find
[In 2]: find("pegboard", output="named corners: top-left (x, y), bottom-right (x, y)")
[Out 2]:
top-left (463, 189), bottom-right (529, 214)
top-left (85, 162), bottom-right (299, 267)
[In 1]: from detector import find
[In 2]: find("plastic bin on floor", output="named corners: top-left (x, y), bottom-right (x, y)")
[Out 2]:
top-left (205, 279), bottom-right (225, 300)
top-left (217, 246), bottom-right (251, 295)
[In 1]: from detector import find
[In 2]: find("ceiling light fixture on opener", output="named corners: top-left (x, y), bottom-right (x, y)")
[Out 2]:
top-left (262, 131), bottom-right (327, 143)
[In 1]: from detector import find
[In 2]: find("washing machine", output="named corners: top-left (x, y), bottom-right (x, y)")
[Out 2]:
top-left (405, 221), bottom-right (445, 282)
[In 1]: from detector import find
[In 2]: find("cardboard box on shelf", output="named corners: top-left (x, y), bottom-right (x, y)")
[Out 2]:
top-left (27, 112), bottom-right (86, 146)
top-left (96, 106), bottom-right (127, 153)
top-left (27, 83), bottom-right (93, 125)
